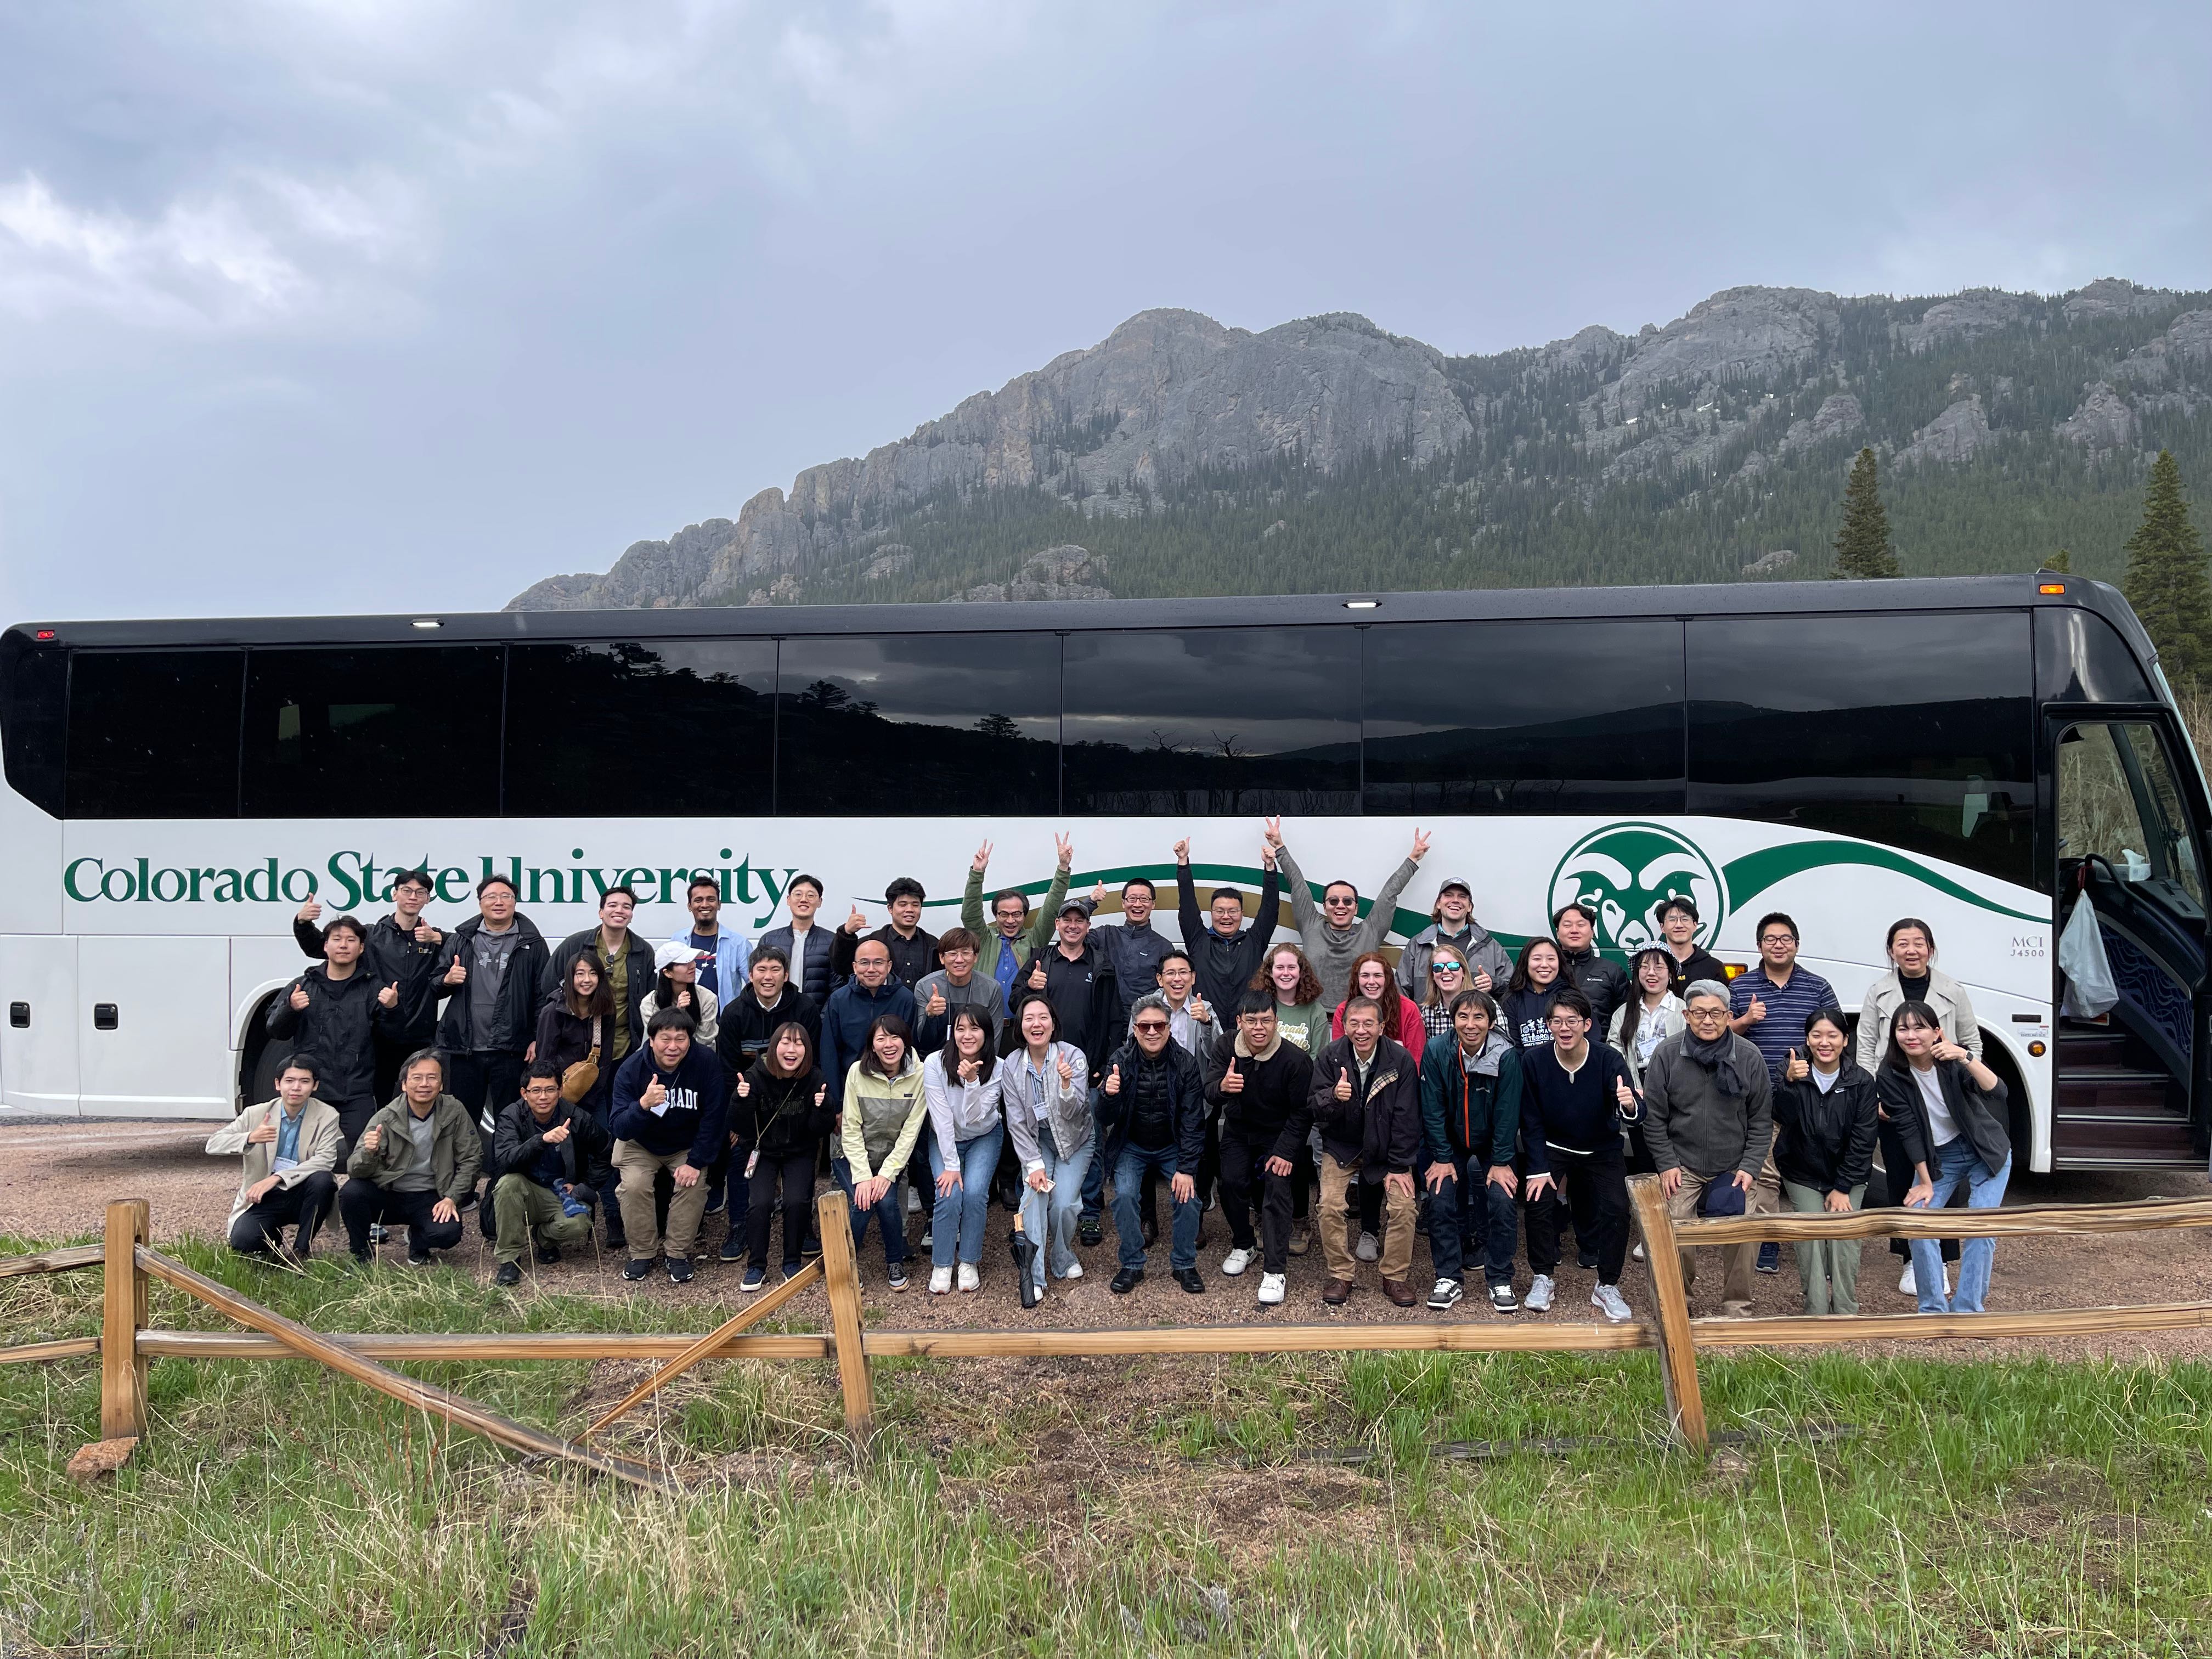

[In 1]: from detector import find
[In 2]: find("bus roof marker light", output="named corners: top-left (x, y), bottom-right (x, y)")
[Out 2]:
top-left (1343, 600), bottom-right (1380, 610)
top-left (2038, 583), bottom-right (2067, 595)
top-left (410, 618), bottom-right (442, 629)
top-left (32, 629), bottom-right (55, 640)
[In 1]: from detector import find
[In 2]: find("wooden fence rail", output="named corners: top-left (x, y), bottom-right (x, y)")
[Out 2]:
top-left (7, 1181), bottom-right (2212, 1472)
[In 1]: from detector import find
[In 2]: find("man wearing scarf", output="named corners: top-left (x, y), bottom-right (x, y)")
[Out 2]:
top-left (1641, 979), bottom-right (1777, 1317)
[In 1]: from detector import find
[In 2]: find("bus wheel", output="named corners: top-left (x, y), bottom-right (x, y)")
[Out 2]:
top-left (240, 1001), bottom-right (284, 1108)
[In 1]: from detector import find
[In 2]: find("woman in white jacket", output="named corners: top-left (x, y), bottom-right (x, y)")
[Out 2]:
top-left (1607, 947), bottom-right (1683, 1175)
top-left (922, 1006), bottom-right (1004, 1295)
top-left (995, 991), bottom-right (1093, 1296)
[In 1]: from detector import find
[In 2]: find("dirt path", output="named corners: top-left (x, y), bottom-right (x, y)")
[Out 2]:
top-left (5, 1116), bottom-right (2208, 1362)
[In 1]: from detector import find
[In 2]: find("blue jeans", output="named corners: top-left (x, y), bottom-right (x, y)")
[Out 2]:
top-left (927, 1125), bottom-right (1005, 1269)
top-left (1425, 1156), bottom-right (1519, 1289)
top-left (833, 1156), bottom-right (908, 1269)
top-left (1079, 1088), bottom-right (1108, 1221)
top-left (1111, 1142), bottom-right (1199, 1272)
top-left (1018, 1125), bottom-right (1092, 1292)
top-left (1909, 1140), bottom-right (2010, 1313)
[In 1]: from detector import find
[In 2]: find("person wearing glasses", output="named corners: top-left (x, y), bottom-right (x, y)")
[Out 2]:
top-left (1263, 819), bottom-right (1428, 1010)
top-left (1652, 896), bottom-right (1728, 1001)
top-left (1516, 988), bottom-right (1639, 1323)
top-left (1728, 911), bottom-right (1832, 1276)
top-left (1645, 980), bottom-right (1778, 1317)
top-left (1097, 992), bottom-right (1210, 1295)
top-left (1417, 943), bottom-right (1475, 1042)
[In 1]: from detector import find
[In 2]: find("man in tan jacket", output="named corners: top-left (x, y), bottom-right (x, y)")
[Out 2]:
top-left (204, 1053), bottom-right (342, 1259)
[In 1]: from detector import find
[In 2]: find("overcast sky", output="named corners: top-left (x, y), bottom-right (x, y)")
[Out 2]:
top-left (1, 0), bottom-right (2206, 622)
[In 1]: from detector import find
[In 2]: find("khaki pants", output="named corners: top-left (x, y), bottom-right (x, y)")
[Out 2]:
top-left (1665, 1168), bottom-right (1781, 1312)
top-left (613, 1139), bottom-right (711, 1263)
top-left (1782, 1178), bottom-right (1866, 1314)
top-left (490, 1173), bottom-right (595, 1267)
top-left (1318, 1155), bottom-right (1415, 1284)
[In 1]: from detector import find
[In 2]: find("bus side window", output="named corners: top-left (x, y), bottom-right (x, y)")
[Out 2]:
top-left (66, 649), bottom-right (243, 819)
top-left (242, 647), bottom-right (503, 817)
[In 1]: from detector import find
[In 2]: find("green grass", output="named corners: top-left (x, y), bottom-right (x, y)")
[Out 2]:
top-left (5, 1236), bottom-right (2212, 1655)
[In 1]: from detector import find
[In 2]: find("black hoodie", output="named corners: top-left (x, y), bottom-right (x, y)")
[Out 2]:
top-left (1557, 945), bottom-right (1630, 1030)
top-left (264, 964), bottom-right (402, 1105)
top-left (294, 911), bottom-right (445, 1046)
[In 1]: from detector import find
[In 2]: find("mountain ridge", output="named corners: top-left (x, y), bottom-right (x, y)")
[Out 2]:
top-left (510, 276), bottom-right (2212, 612)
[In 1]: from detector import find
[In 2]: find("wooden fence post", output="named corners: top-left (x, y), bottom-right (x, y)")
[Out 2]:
top-left (99, 1198), bottom-right (150, 1442)
top-left (1627, 1175), bottom-right (1707, 1453)
top-left (814, 1189), bottom-right (876, 1448)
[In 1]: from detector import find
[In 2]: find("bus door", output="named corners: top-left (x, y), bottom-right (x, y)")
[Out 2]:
top-left (0, 937), bottom-right (80, 1114)
top-left (77, 936), bottom-right (234, 1118)
top-left (2050, 712), bottom-right (2209, 1165)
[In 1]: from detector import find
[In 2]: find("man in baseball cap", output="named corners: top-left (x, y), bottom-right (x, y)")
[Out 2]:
top-left (1397, 876), bottom-right (1513, 1001)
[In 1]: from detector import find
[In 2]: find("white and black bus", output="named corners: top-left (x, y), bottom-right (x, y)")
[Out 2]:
top-left (0, 572), bottom-right (2202, 1170)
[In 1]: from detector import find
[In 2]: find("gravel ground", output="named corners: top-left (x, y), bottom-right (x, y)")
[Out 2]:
top-left (5, 1118), bottom-right (2209, 1361)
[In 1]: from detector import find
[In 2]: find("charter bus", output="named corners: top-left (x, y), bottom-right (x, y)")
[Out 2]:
top-left (0, 573), bottom-right (2203, 1172)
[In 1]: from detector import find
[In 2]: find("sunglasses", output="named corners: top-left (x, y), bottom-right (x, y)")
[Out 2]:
top-left (1133, 1020), bottom-right (1169, 1034)
top-left (1431, 962), bottom-right (1465, 975)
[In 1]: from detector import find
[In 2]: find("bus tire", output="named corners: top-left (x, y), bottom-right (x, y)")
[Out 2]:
top-left (1978, 1041), bottom-right (2034, 1180)
top-left (240, 998), bottom-right (284, 1110)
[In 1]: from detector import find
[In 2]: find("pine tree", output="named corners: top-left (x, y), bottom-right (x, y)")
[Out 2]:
top-left (1830, 447), bottom-right (1900, 579)
top-left (2040, 549), bottom-right (2072, 573)
top-left (2123, 449), bottom-right (2212, 686)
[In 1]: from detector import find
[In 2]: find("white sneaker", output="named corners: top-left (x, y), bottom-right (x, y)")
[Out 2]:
top-left (956, 1262), bottom-right (980, 1293)
top-left (1221, 1248), bottom-right (1253, 1277)
top-left (928, 1266), bottom-right (953, 1295)
top-left (905, 1186), bottom-right (922, 1214)
top-left (1631, 1242), bottom-right (1646, 1262)
top-left (1355, 1230), bottom-right (1380, 1263)
top-left (1524, 1273), bottom-right (1555, 1312)
top-left (1060, 1261), bottom-right (1083, 1280)
top-left (1257, 1272), bottom-right (1286, 1305)
top-left (1898, 1261), bottom-right (1916, 1296)
top-left (1591, 1284), bottom-right (1632, 1324)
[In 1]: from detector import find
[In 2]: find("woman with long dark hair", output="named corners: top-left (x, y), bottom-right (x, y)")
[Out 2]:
top-left (922, 1006), bottom-right (1005, 1295)
top-left (729, 1022), bottom-right (830, 1291)
top-left (1876, 1000), bottom-right (2011, 1314)
top-left (838, 1014), bottom-right (928, 1290)
top-left (1499, 938), bottom-right (1564, 1052)
top-left (534, 952), bottom-right (621, 1240)
top-left (1773, 1007), bottom-right (1879, 1313)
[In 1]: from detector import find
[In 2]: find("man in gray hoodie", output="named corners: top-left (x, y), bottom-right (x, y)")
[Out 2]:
top-left (1396, 876), bottom-right (1514, 1002)
top-left (1265, 819), bottom-right (1429, 1011)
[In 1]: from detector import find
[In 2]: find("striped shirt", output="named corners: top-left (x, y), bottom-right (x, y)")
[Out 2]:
top-left (1729, 964), bottom-right (1836, 1082)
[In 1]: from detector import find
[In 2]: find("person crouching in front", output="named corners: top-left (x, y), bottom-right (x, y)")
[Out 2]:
top-left (487, 1061), bottom-right (610, 1288)
top-left (610, 1008), bottom-right (727, 1285)
top-left (340, 1049), bottom-right (481, 1267)
top-left (206, 1052), bottom-right (341, 1261)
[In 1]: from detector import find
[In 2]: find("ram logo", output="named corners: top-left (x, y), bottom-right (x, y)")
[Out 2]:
top-left (1548, 823), bottom-right (1727, 954)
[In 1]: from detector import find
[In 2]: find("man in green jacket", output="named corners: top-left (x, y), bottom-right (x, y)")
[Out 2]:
top-left (339, 1049), bottom-right (483, 1266)
top-left (960, 834), bottom-right (1073, 1017)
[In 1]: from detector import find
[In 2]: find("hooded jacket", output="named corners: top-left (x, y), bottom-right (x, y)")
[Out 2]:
top-left (431, 913), bottom-right (551, 1057)
top-left (996, 1041), bottom-right (1093, 1173)
top-left (543, 927), bottom-right (656, 1062)
top-left (731, 1063), bottom-right (833, 1161)
top-left (490, 1096), bottom-right (611, 1193)
top-left (716, 985), bottom-right (823, 1081)
top-left (292, 911), bottom-right (445, 1047)
top-left (1396, 919), bottom-right (1514, 1002)
top-left (1877, 1058), bottom-right (2011, 1179)
top-left (1773, 1062), bottom-right (1880, 1193)
top-left (831, 922), bottom-right (939, 991)
top-left (264, 964), bottom-right (404, 1105)
top-left (1307, 1034), bottom-right (1423, 1177)
top-left (840, 1053), bottom-right (929, 1179)
top-left (1204, 1029), bottom-right (1313, 1161)
top-left (1557, 944), bottom-right (1630, 1030)
top-left (206, 1095), bottom-right (342, 1224)
top-left (609, 1041), bottom-right (729, 1167)
top-left (1418, 1030), bottom-right (1522, 1167)
top-left (1097, 1035), bottom-right (1208, 1171)
top-left (1274, 845), bottom-right (1418, 1010)
top-left (819, 978), bottom-right (918, 1105)
top-left (346, 1092), bottom-right (482, 1201)
top-left (1175, 862), bottom-right (1282, 1018)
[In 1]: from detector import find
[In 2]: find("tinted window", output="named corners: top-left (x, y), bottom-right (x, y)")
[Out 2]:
top-left (1688, 612), bottom-right (2034, 885)
top-left (1, 637), bottom-right (66, 816)
top-left (242, 647), bottom-right (504, 816)
top-left (506, 641), bottom-right (774, 816)
top-left (67, 650), bottom-right (242, 818)
top-left (2036, 607), bottom-right (2155, 704)
top-left (1063, 628), bottom-right (1359, 814)
top-left (776, 634), bottom-right (1059, 815)
top-left (1362, 619), bottom-right (1684, 815)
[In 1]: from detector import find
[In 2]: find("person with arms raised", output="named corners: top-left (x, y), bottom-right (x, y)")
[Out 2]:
top-left (833, 876), bottom-right (939, 990)
top-left (1206, 991), bottom-right (1314, 1307)
top-left (962, 837), bottom-right (1074, 1016)
top-left (1397, 876), bottom-right (1513, 1002)
top-left (1308, 994), bottom-right (1424, 1308)
top-left (609, 1007), bottom-right (728, 1285)
top-left (292, 867), bottom-right (445, 1104)
top-left (1266, 819), bottom-right (1427, 1010)
top-left (1643, 980), bottom-right (1778, 1318)
top-left (727, 1022), bottom-right (832, 1291)
top-left (265, 913), bottom-right (408, 1159)
top-left (758, 873), bottom-right (836, 1002)
top-left (1518, 988), bottom-right (1639, 1323)
top-left (487, 1062), bottom-right (610, 1288)
top-left (340, 1049), bottom-right (481, 1268)
top-left (1174, 833), bottom-right (1282, 1020)
top-left (1418, 990), bottom-right (1523, 1313)
top-left (206, 1053), bottom-right (341, 1261)
top-left (1098, 992), bottom-right (1210, 1296)
top-left (431, 875), bottom-right (551, 1139)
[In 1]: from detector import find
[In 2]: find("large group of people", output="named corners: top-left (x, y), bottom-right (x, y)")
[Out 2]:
top-left (207, 833), bottom-right (2015, 1318)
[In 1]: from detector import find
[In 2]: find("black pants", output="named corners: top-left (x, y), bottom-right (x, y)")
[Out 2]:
top-left (1874, 1117), bottom-right (1960, 1263)
top-left (373, 1030), bottom-right (432, 1108)
top-left (338, 1181), bottom-right (465, 1258)
top-left (746, 1150), bottom-right (816, 1269)
top-left (320, 1094), bottom-right (379, 1164)
top-left (228, 1171), bottom-right (337, 1256)
top-left (1523, 1143), bottom-right (1630, 1284)
top-left (1217, 1130), bottom-right (1294, 1273)
top-left (448, 1050), bottom-right (525, 1127)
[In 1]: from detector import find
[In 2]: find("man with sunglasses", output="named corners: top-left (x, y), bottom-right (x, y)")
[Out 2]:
top-left (1097, 992), bottom-right (1209, 1295)
top-left (294, 867), bottom-right (445, 1104)
top-left (1263, 819), bottom-right (1428, 1010)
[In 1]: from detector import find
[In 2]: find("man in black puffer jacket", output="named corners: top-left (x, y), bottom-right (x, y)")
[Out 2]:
top-left (1205, 991), bottom-right (1313, 1306)
top-left (1098, 993), bottom-right (1210, 1296)
top-left (265, 915), bottom-right (408, 1157)
top-left (1554, 902), bottom-right (1630, 1030)
top-left (486, 1063), bottom-right (611, 1284)
top-left (1308, 997), bottom-right (1423, 1307)
top-left (291, 867), bottom-right (447, 1102)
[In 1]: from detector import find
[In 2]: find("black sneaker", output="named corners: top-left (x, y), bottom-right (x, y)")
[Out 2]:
top-left (1488, 1282), bottom-right (1519, 1314)
top-left (1077, 1217), bottom-right (1103, 1248)
top-left (1173, 1267), bottom-right (1205, 1295)
top-left (1757, 1242), bottom-right (1782, 1274)
top-left (719, 1233), bottom-right (747, 1262)
top-left (1110, 1267), bottom-right (1144, 1294)
top-left (666, 1258), bottom-right (695, 1285)
top-left (404, 1249), bottom-right (433, 1269)
top-left (620, 1258), bottom-right (654, 1282)
top-left (1427, 1277), bottom-right (1464, 1311)
top-left (605, 1228), bottom-right (628, 1254)
top-left (493, 1261), bottom-right (521, 1288)
top-left (536, 1243), bottom-right (561, 1265)
top-left (703, 1192), bottom-right (725, 1216)
top-left (1576, 1250), bottom-right (1600, 1271)
top-left (347, 1248), bottom-right (373, 1269)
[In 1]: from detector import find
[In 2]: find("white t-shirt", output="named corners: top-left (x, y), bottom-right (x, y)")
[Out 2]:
top-left (1912, 1065), bottom-right (1960, 1147)
top-left (1812, 1065), bottom-right (1839, 1095)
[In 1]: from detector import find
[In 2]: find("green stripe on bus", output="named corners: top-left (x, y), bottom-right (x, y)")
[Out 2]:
top-left (1720, 843), bottom-right (2047, 925)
